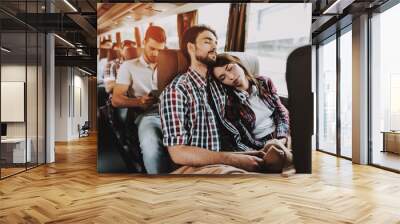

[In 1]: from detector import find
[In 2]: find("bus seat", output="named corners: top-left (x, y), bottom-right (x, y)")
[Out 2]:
top-left (286, 45), bottom-right (312, 174)
top-left (225, 51), bottom-right (259, 76)
top-left (107, 49), bottom-right (119, 61)
top-left (156, 49), bottom-right (189, 91)
top-left (124, 47), bottom-right (142, 60)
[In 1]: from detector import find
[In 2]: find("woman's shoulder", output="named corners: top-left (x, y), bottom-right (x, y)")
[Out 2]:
top-left (255, 75), bottom-right (274, 86)
top-left (254, 75), bottom-right (278, 93)
top-left (255, 75), bottom-right (271, 82)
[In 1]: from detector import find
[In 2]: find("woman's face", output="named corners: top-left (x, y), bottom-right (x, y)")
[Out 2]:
top-left (213, 63), bottom-right (246, 89)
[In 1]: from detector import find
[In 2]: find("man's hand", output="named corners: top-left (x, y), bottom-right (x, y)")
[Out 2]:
top-left (113, 84), bottom-right (155, 108)
top-left (137, 95), bottom-right (156, 110)
top-left (229, 154), bottom-right (264, 172)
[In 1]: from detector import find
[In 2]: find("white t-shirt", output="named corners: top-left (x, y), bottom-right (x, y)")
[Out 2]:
top-left (247, 85), bottom-right (276, 139)
top-left (97, 58), bottom-right (107, 85)
top-left (116, 56), bottom-right (158, 97)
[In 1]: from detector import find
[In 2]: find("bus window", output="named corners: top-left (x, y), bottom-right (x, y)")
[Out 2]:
top-left (245, 3), bottom-right (312, 97)
top-left (149, 14), bottom-right (179, 49)
top-left (197, 3), bottom-right (230, 52)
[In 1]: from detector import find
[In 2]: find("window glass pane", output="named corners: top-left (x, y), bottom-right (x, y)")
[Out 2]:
top-left (152, 15), bottom-right (179, 49)
top-left (1, 0), bottom-right (46, 179)
top-left (197, 3), bottom-right (229, 52)
top-left (318, 37), bottom-right (337, 154)
top-left (340, 29), bottom-right (352, 158)
top-left (27, 31), bottom-right (38, 169)
top-left (38, 32), bottom-right (46, 165)
top-left (371, 3), bottom-right (400, 171)
top-left (1, 31), bottom-right (27, 177)
top-left (245, 3), bottom-right (312, 97)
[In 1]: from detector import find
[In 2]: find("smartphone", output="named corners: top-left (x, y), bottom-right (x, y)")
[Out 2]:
top-left (148, 90), bottom-right (160, 98)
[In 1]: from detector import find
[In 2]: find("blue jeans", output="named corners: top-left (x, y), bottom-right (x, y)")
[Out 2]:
top-left (135, 114), bottom-right (171, 174)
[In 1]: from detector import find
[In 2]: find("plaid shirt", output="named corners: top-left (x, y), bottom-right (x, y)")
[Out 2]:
top-left (224, 76), bottom-right (290, 149)
top-left (160, 67), bottom-right (221, 151)
top-left (208, 75), bottom-right (289, 151)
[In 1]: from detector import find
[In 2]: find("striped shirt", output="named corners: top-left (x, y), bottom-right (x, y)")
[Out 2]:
top-left (160, 67), bottom-right (221, 151)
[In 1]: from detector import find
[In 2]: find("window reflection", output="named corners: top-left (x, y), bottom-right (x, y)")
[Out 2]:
top-left (340, 29), bottom-right (352, 158)
top-left (246, 3), bottom-right (312, 97)
top-left (371, 3), bottom-right (400, 171)
top-left (197, 3), bottom-right (230, 51)
top-left (0, 1), bottom-right (46, 179)
top-left (318, 37), bottom-right (337, 154)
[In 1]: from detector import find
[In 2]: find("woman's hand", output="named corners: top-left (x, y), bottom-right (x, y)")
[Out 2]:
top-left (285, 136), bottom-right (292, 149)
top-left (278, 137), bottom-right (292, 149)
top-left (278, 137), bottom-right (287, 146)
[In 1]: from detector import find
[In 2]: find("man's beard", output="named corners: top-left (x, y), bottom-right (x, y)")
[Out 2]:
top-left (196, 53), bottom-right (216, 66)
top-left (195, 47), bottom-right (216, 66)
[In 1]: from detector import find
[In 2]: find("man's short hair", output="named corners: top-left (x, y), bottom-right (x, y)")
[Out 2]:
top-left (122, 40), bottom-right (136, 49)
top-left (144, 25), bottom-right (166, 43)
top-left (180, 25), bottom-right (217, 61)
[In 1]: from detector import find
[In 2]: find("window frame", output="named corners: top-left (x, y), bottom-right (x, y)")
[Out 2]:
top-left (368, 0), bottom-right (400, 173)
top-left (315, 23), bottom-right (353, 161)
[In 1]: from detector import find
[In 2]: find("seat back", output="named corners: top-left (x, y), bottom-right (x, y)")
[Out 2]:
top-left (156, 49), bottom-right (189, 91)
top-left (286, 45), bottom-right (312, 173)
top-left (123, 47), bottom-right (142, 60)
top-left (82, 121), bottom-right (90, 130)
top-left (226, 51), bottom-right (259, 76)
top-left (107, 49), bottom-right (119, 61)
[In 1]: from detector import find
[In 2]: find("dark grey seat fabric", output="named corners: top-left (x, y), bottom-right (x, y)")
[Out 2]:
top-left (98, 100), bottom-right (146, 173)
top-left (286, 45), bottom-right (312, 173)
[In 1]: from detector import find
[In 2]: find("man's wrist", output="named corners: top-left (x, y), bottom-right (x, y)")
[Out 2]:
top-left (129, 97), bottom-right (144, 108)
top-left (220, 152), bottom-right (234, 166)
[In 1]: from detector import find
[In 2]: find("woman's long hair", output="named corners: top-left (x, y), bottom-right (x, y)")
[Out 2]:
top-left (213, 53), bottom-right (264, 95)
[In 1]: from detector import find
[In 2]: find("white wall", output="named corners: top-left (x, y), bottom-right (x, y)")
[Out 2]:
top-left (1, 65), bottom-right (40, 138)
top-left (55, 66), bottom-right (69, 141)
top-left (54, 66), bottom-right (89, 141)
top-left (1, 65), bottom-right (26, 138)
top-left (1, 63), bottom-right (46, 164)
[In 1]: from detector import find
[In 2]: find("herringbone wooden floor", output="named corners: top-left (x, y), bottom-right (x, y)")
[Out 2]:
top-left (1, 134), bottom-right (400, 224)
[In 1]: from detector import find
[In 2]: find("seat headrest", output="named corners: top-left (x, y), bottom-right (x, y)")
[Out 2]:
top-left (157, 49), bottom-right (189, 91)
top-left (107, 49), bottom-right (119, 61)
top-left (124, 47), bottom-right (142, 60)
top-left (225, 51), bottom-right (259, 76)
top-left (156, 49), bottom-right (259, 91)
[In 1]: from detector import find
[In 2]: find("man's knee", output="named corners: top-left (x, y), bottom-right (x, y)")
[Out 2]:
top-left (141, 145), bottom-right (166, 161)
top-left (137, 117), bottom-right (162, 138)
top-left (140, 134), bottom-right (163, 151)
